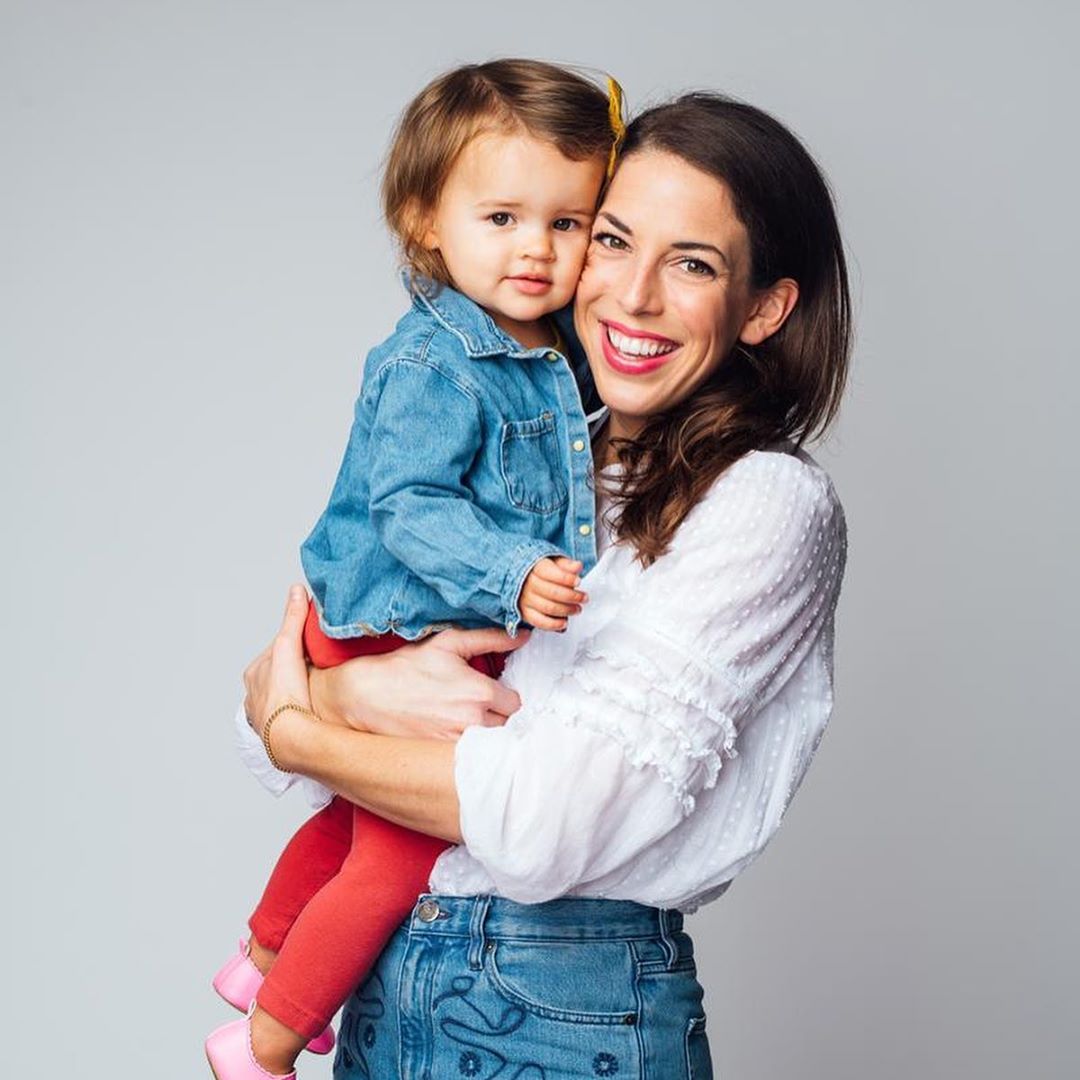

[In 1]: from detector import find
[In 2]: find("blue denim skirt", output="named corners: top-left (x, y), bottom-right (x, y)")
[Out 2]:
top-left (333, 892), bottom-right (712, 1079)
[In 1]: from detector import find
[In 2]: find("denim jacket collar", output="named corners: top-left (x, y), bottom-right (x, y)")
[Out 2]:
top-left (405, 271), bottom-right (532, 359)
top-left (403, 270), bottom-right (603, 414)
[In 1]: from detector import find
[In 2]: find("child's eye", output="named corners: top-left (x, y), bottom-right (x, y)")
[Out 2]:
top-left (592, 231), bottom-right (628, 251)
top-left (552, 218), bottom-right (578, 232)
top-left (489, 211), bottom-right (513, 226)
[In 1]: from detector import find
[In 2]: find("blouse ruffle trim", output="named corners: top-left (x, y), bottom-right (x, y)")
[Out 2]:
top-left (551, 638), bottom-right (739, 815)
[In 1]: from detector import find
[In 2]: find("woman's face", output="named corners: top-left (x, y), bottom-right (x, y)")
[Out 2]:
top-left (573, 149), bottom-right (790, 435)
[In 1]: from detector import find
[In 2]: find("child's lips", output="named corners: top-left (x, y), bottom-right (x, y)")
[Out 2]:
top-left (507, 275), bottom-right (553, 295)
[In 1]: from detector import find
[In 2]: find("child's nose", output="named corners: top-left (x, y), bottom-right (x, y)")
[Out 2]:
top-left (520, 226), bottom-right (555, 261)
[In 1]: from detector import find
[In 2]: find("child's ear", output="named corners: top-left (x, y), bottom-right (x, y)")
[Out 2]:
top-left (403, 199), bottom-right (438, 252)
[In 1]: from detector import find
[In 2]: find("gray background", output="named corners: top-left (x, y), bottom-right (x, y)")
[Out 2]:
top-left (3, 1), bottom-right (1077, 1077)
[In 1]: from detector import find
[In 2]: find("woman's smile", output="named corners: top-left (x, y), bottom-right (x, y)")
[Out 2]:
top-left (599, 319), bottom-right (682, 374)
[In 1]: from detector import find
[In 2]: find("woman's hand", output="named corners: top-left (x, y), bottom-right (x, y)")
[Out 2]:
top-left (309, 626), bottom-right (529, 739)
top-left (242, 585), bottom-right (313, 738)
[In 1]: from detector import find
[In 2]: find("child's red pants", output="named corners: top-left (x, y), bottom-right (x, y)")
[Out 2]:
top-left (249, 602), bottom-right (504, 1039)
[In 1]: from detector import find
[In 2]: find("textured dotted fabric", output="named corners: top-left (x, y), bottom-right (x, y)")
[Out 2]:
top-left (432, 447), bottom-right (847, 913)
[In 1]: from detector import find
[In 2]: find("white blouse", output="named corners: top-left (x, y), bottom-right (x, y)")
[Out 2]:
top-left (235, 445), bottom-right (846, 915)
top-left (429, 446), bottom-right (846, 912)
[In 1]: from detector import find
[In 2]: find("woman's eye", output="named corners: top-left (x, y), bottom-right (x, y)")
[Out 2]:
top-left (592, 231), bottom-right (628, 251)
top-left (489, 211), bottom-right (513, 226)
top-left (680, 257), bottom-right (716, 278)
top-left (552, 218), bottom-right (578, 232)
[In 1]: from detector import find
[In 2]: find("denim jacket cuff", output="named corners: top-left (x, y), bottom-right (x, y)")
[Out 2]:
top-left (498, 540), bottom-right (565, 637)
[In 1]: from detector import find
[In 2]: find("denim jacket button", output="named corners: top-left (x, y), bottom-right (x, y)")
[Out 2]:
top-left (417, 899), bottom-right (441, 922)
top-left (545, 351), bottom-right (560, 362)
top-left (579, 524), bottom-right (592, 536)
top-left (572, 439), bottom-right (586, 452)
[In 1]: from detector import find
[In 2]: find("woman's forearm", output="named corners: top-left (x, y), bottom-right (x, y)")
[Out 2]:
top-left (272, 709), bottom-right (464, 843)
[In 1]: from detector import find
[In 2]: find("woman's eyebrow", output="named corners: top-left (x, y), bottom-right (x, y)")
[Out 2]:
top-left (598, 211), bottom-right (632, 233)
top-left (598, 212), bottom-right (730, 268)
top-left (672, 241), bottom-right (731, 269)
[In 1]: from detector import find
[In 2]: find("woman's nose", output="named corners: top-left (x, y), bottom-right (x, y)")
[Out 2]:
top-left (618, 263), bottom-right (662, 316)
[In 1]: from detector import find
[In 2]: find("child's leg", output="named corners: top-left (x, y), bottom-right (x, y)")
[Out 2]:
top-left (247, 795), bottom-right (353, 955)
top-left (256, 804), bottom-right (450, 1040)
top-left (241, 600), bottom-right (501, 1067)
top-left (245, 601), bottom-right (396, 955)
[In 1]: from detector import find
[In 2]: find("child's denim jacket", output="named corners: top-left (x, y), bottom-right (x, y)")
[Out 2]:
top-left (301, 275), bottom-right (600, 640)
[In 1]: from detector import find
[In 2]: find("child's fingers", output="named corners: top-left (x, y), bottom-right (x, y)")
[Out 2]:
top-left (530, 578), bottom-right (588, 606)
top-left (553, 556), bottom-right (584, 575)
top-left (532, 558), bottom-right (582, 588)
top-left (526, 595), bottom-right (582, 618)
top-left (524, 607), bottom-right (569, 632)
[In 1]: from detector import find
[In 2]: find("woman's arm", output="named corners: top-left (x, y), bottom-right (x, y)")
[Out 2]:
top-left (308, 625), bottom-right (527, 736)
top-left (271, 710), bottom-right (463, 842)
top-left (242, 587), bottom-right (526, 840)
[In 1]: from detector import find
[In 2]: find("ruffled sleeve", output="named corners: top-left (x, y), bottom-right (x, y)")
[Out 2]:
top-left (453, 450), bottom-right (846, 902)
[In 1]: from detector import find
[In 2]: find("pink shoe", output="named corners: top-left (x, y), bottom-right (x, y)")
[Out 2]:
top-left (212, 941), bottom-right (335, 1056)
top-left (205, 1007), bottom-right (296, 1080)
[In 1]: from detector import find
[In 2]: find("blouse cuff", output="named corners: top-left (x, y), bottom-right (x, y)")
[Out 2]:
top-left (233, 702), bottom-right (334, 810)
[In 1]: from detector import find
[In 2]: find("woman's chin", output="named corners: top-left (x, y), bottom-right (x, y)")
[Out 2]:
top-left (591, 372), bottom-right (659, 425)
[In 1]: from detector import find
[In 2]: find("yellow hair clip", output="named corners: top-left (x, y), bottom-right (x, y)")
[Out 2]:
top-left (606, 76), bottom-right (626, 179)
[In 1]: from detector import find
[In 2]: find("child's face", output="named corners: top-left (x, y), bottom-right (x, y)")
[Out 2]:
top-left (422, 130), bottom-right (606, 342)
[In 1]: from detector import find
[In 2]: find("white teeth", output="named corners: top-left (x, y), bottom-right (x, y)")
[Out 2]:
top-left (606, 326), bottom-right (676, 358)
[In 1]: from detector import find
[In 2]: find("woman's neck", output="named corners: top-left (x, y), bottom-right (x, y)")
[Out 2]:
top-left (594, 412), bottom-right (643, 468)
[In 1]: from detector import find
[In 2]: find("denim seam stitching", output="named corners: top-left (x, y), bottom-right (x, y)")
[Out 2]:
top-left (630, 941), bottom-right (647, 1076)
top-left (372, 352), bottom-right (482, 412)
top-left (411, 930), bottom-right (663, 943)
top-left (395, 922), bottom-right (414, 1075)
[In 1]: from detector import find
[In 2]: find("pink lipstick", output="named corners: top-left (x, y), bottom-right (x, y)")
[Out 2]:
top-left (599, 320), bottom-right (680, 375)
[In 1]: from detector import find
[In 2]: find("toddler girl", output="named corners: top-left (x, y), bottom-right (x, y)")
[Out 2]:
top-left (205, 59), bottom-right (623, 1080)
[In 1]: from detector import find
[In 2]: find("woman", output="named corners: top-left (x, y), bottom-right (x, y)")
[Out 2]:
top-left (242, 92), bottom-right (850, 1079)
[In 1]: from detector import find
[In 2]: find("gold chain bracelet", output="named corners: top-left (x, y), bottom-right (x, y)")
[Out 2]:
top-left (262, 702), bottom-right (320, 773)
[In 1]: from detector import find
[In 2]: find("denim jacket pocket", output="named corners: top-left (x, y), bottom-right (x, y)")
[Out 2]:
top-left (500, 412), bottom-right (569, 515)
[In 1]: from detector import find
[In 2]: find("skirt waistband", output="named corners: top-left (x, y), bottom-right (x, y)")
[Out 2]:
top-left (407, 893), bottom-right (684, 942)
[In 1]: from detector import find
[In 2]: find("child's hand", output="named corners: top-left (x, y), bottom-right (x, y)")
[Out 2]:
top-left (518, 556), bottom-right (588, 632)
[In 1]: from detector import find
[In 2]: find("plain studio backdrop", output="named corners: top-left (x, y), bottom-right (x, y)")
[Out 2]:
top-left (3, 1), bottom-right (1077, 1077)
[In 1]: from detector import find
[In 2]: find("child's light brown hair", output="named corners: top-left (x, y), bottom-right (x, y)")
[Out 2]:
top-left (382, 59), bottom-right (616, 285)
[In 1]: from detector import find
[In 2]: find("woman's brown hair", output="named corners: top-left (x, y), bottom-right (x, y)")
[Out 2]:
top-left (606, 93), bottom-right (852, 566)
top-left (382, 59), bottom-right (614, 285)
